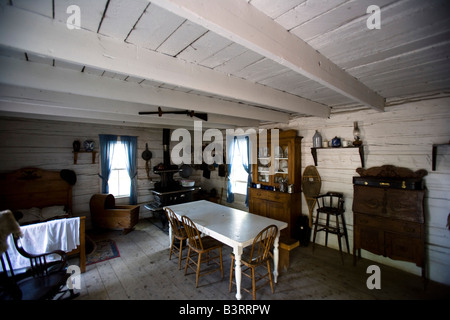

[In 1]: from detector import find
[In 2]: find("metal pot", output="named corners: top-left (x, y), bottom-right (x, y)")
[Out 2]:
top-left (141, 143), bottom-right (152, 160)
top-left (180, 164), bottom-right (193, 178)
top-left (141, 143), bottom-right (153, 179)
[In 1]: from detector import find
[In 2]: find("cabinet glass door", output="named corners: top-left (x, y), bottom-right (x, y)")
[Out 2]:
top-left (273, 141), bottom-right (290, 187)
top-left (256, 145), bottom-right (271, 184)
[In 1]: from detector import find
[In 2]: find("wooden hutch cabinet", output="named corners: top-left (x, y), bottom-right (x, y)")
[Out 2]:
top-left (248, 130), bottom-right (302, 239)
top-left (352, 165), bottom-right (427, 278)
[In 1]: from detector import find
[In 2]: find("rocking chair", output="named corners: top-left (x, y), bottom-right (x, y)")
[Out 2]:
top-left (1, 230), bottom-right (79, 300)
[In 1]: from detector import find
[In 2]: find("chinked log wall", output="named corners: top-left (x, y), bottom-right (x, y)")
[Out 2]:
top-left (0, 97), bottom-right (448, 285)
top-left (0, 117), bottom-right (195, 227)
top-left (261, 97), bottom-right (450, 286)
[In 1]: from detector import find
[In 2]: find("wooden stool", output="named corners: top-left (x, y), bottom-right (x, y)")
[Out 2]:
top-left (279, 237), bottom-right (299, 272)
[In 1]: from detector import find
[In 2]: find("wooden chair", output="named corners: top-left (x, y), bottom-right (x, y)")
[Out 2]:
top-left (181, 215), bottom-right (224, 288)
top-left (164, 208), bottom-right (188, 270)
top-left (312, 192), bottom-right (350, 263)
top-left (1, 235), bottom-right (79, 300)
top-left (229, 224), bottom-right (278, 300)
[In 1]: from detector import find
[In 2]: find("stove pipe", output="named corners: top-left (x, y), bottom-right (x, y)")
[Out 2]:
top-left (163, 128), bottom-right (171, 166)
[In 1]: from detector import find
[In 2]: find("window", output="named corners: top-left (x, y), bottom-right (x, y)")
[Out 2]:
top-left (100, 134), bottom-right (138, 204)
top-left (227, 135), bottom-right (252, 206)
top-left (229, 139), bottom-right (249, 195)
top-left (108, 142), bottom-right (131, 198)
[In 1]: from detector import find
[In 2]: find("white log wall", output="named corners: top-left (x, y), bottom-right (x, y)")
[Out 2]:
top-left (0, 96), bottom-right (448, 285)
top-left (0, 117), bottom-right (169, 228)
top-left (261, 97), bottom-right (450, 285)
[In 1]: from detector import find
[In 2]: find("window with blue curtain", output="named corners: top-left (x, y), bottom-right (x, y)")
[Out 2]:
top-left (109, 142), bottom-right (131, 198)
top-left (99, 134), bottom-right (118, 194)
top-left (227, 135), bottom-right (251, 206)
top-left (99, 134), bottom-right (138, 205)
top-left (120, 135), bottom-right (138, 205)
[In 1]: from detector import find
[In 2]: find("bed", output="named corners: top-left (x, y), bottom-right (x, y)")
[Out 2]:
top-left (0, 167), bottom-right (86, 273)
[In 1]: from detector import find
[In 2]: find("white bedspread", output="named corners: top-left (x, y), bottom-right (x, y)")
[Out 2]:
top-left (6, 217), bottom-right (80, 271)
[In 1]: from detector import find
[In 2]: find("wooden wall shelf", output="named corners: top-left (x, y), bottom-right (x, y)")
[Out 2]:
top-left (311, 146), bottom-right (365, 168)
top-left (73, 151), bottom-right (97, 164)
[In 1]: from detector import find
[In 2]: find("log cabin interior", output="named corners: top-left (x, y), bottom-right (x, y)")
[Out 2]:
top-left (0, 0), bottom-right (449, 302)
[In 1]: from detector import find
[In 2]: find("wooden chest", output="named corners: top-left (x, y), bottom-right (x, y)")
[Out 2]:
top-left (352, 165), bottom-right (427, 278)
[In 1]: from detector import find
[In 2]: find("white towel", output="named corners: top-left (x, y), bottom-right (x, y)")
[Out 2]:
top-left (6, 217), bottom-right (80, 271)
top-left (20, 220), bottom-right (48, 255)
top-left (55, 218), bottom-right (80, 252)
top-left (46, 218), bottom-right (67, 252)
top-left (65, 217), bottom-right (80, 250)
top-left (7, 221), bottom-right (48, 271)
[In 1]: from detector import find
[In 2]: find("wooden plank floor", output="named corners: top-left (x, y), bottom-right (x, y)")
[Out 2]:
top-left (72, 219), bottom-right (450, 300)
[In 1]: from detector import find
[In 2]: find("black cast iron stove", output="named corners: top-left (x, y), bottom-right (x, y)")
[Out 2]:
top-left (145, 129), bottom-right (198, 231)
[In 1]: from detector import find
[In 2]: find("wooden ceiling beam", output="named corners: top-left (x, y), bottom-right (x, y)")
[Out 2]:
top-left (0, 56), bottom-right (278, 126)
top-left (0, 5), bottom-right (329, 118)
top-left (0, 84), bottom-right (263, 129)
top-left (151, 0), bottom-right (385, 112)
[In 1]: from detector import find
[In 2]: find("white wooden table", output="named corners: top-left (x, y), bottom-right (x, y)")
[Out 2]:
top-left (164, 200), bottom-right (287, 300)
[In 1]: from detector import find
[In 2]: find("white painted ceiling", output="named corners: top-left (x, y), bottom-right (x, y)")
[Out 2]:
top-left (0, 0), bottom-right (449, 128)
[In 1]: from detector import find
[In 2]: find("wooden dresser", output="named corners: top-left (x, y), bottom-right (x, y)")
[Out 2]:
top-left (249, 188), bottom-right (301, 238)
top-left (352, 165), bottom-right (428, 278)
